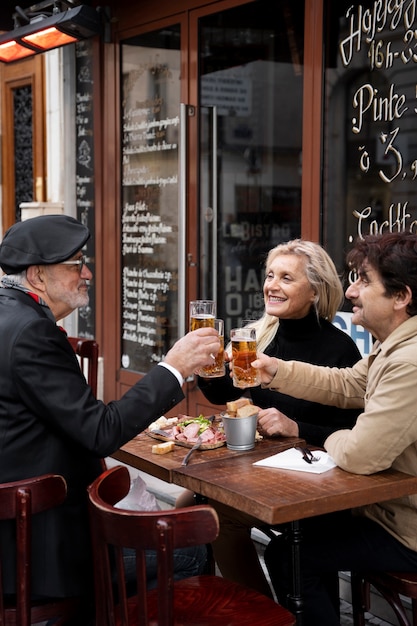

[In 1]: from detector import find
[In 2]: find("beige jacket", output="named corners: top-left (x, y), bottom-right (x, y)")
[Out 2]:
top-left (266, 316), bottom-right (417, 551)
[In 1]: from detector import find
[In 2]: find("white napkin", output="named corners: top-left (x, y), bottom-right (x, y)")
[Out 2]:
top-left (253, 447), bottom-right (337, 474)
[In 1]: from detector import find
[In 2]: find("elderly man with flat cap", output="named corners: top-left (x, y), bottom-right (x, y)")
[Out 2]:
top-left (0, 215), bottom-right (220, 624)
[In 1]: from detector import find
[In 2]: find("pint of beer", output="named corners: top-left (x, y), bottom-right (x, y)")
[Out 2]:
top-left (200, 319), bottom-right (225, 378)
top-left (189, 300), bottom-right (216, 330)
top-left (230, 327), bottom-right (261, 389)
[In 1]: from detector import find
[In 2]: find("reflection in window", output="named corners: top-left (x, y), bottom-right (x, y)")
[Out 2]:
top-left (199, 0), bottom-right (305, 330)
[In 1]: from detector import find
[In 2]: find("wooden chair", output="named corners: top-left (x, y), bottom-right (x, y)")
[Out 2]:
top-left (67, 337), bottom-right (107, 472)
top-left (0, 474), bottom-right (80, 626)
top-left (67, 336), bottom-right (107, 473)
top-left (87, 465), bottom-right (296, 626)
top-left (67, 336), bottom-right (99, 397)
top-left (351, 570), bottom-right (417, 626)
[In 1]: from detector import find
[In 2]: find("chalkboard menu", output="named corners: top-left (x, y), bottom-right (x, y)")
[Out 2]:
top-left (120, 27), bottom-right (181, 373)
top-left (324, 1), bottom-right (417, 273)
top-left (75, 39), bottom-right (96, 338)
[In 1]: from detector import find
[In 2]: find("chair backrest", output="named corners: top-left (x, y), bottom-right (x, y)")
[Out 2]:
top-left (68, 337), bottom-right (107, 472)
top-left (87, 465), bottom-right (219, 626)
top-left (0, 474), bottom-right (70, 626)
top-left (67, 336), bottom-right (99, 397)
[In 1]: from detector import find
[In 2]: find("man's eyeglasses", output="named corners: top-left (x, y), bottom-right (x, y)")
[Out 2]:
top-left (58, 255), bottom-right (86, 272)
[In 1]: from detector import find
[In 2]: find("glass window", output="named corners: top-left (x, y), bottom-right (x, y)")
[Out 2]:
top-left (120, 26), bottom-right (181, 373)
top-left (323, 0), bottom-right (417, 281)
top-left (199, 0), bottom-right (305, 332)
top-left (75, 40), bottom-right (96, 338)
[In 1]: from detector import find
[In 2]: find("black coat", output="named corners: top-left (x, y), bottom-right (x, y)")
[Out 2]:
top-left (0, 288), bottom-right (184, 597)
top-left (199, 311), bottom-right (362, 447)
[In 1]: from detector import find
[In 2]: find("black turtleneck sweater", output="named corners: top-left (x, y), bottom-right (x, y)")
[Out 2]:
top-left (198, 311), bottom-right (362, 447)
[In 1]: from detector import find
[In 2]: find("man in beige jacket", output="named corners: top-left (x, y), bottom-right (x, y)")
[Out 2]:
top-left (253, 231), bottom-right (417, 626)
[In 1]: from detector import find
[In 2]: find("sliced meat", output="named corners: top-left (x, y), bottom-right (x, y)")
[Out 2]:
top-left (182, 422), bottom-right (201, 441)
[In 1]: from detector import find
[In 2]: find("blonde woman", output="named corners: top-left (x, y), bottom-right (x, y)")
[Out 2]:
top-left (198, 239), bottom-right (361, 599)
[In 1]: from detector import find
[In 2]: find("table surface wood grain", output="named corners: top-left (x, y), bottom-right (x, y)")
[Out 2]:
top-left (112, 431), bottom-right (304, 483)
top-left (112, 432), bottom-right (417, 526)
top-left (173, 451), bottom-right (417, 525)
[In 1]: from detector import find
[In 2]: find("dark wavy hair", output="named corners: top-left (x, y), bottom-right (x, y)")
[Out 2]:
top-left (347, 232), bottom-right (417, 317)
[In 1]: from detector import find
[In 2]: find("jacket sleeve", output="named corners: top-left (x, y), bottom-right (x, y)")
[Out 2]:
top-left (298, 405), bottom-right (361, 448)
top-left (267, 357), bottom-right (367, 409)
top-left (325, 357), bottom-right (417, 474)
top-left (294, 338), bottom-right (362, 446)
top-left (12, 318), bottom-right (184, 457)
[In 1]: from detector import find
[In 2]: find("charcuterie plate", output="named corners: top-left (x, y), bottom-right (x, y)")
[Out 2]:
top-left (146, 431), bottom-right (225, 449)
top-left (146, 414), bottom-right (226, 449)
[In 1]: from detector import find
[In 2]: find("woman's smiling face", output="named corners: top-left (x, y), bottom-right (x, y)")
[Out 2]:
top-left (263, 253), bottom-right (316, 319)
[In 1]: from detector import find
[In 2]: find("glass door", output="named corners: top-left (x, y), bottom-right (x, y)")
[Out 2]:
top-left (119, 25), bottom-right (184, 375)
top-left (115, 0), bottom-right (306, 416)
top-left (195, 0), bottom-right (305, 335)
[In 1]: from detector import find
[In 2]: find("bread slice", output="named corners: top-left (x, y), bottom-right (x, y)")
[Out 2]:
top-left (226, 397), bottom-right (251, 416)
top-left (236, 404), bottom-right (260, 418)
top-left (151, 441), bottom-right (175, 455)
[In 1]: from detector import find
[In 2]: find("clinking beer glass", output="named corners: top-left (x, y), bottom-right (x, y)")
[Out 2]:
top-left (230, 327), bottom-right (261, 388)
top-left (199, 319), bottom-right (225, 378)
top-left (189, 300), bottom-right (219, 376)
top-left (189, 300), bottom-right (216, 330)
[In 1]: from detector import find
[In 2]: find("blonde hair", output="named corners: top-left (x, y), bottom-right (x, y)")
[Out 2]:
top-left (243, 240), bottom-right (344, 353)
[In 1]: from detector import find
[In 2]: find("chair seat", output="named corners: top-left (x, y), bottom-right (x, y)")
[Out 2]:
top-left (121, 575), bottom-right (294, 626)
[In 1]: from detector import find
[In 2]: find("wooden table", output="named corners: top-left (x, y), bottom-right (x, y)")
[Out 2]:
top-left (172, 451), bottom-right (417, 525)
top-left (173, 452), bottom-right (417, 624)
top-left (112, 431), bottom-right (304, 483)
top-left (113, 434), bottom-right (417, 625)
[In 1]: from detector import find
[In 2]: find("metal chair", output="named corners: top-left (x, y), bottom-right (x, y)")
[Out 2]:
top-left (0, 474), bottom-right (80, 625)
top-left (351, 570), bottom-right (416, 626)
top-left (67, 336), bottom-right (99, 397)
top-left (87, 464), bottom-right (296, 626)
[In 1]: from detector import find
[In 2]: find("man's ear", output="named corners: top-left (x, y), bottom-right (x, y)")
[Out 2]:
top-left (394, 285), bottom-right (412, 311)
top-left (26, 265), bottom-right (46, 291)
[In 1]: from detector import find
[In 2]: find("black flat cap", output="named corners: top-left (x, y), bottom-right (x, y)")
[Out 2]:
top-left (0, 214), bottom-right (90, 274)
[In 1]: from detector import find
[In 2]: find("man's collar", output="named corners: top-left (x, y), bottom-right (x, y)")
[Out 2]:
top-left (0, 275), bottom-right (52, 311)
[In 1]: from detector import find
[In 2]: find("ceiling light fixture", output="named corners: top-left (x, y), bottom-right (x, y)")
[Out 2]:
top-left (0, 1), bottom-right (104, 63)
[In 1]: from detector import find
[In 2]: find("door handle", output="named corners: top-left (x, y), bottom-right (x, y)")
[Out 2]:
top-left (210, 105), bottom-right (218, 300)
top-left (201, 106), bottom-right (218, 299)
top-left (179, 103), bottom-right (187, 338)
